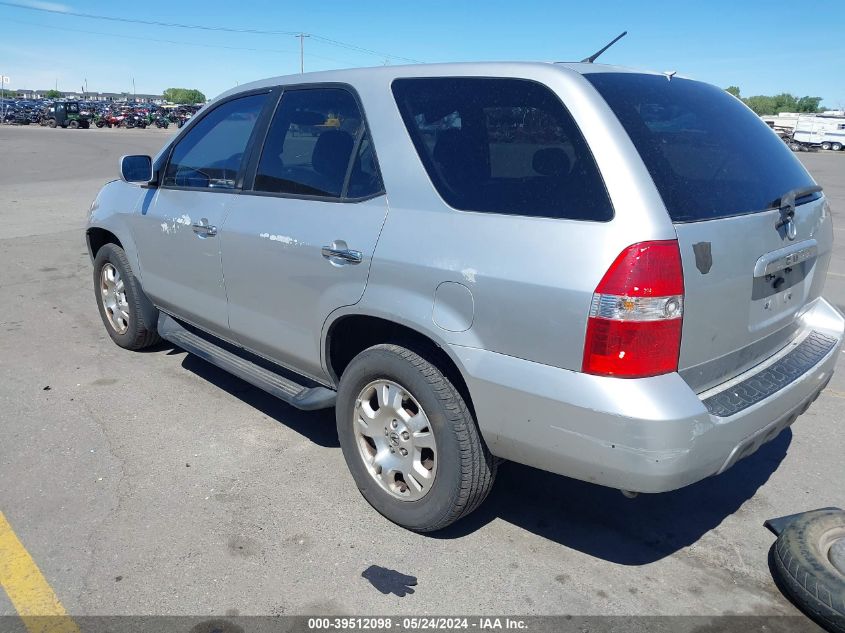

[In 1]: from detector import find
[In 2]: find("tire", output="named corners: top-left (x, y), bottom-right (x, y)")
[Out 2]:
top-left (47, 118), bottom-right (57, 128)
top-left (68, 120), bottom-right (79, 129)
top-left (770, 508), bottom-right (845, 633)
top-left (821, 142), bottom-right (832, 151)
top-left (95, 120), bottom-right (105, 128)
top-left (92, 243), bottom-right (160, 350)
top-left (833, 143), bottom-right (843, 152)
top-left (336, 344), bottom-right (496, 532)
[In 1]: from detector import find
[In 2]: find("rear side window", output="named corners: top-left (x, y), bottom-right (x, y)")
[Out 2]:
top-left (254, 87), bottom-right (383, 199)
top-left (164, 93), bottom-right (268, 189)
top-left (392, 77), bottom-right (613, 221)
top-left (585, 73), bottom-right (818, 222)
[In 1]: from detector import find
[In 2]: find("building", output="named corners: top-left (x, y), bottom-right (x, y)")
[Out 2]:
top-left (13, 89), bottom-right (164, 104)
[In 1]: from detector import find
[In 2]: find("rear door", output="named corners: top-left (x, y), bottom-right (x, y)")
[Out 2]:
top-left (221, 85), bottom-right (388, 381)
top-left (586, 73), bottom-right (832, 392)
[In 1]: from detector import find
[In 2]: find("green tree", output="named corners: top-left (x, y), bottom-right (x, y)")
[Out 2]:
top-left (45, 89), bottom-right (62, 99)
top-left (721, 87), bottom-right (825, 115)
top-left (796, 96), bottom-right (822, 113)
top-left (163, 88), bottom-right (206, 104)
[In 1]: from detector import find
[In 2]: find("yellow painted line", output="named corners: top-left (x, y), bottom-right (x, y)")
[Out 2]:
top-left (0, 512), bottom-right (79, 633)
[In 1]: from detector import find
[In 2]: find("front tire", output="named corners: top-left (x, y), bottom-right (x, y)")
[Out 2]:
top-left (336, 344), bottom-right (496, 532)
top-left (93, 243), bottom-right (160, 350)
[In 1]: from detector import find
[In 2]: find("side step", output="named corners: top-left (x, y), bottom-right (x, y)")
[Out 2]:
top-left (157, 313), bottom-right (336, 411)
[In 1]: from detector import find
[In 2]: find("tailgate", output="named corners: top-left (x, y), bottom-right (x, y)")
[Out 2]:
top-left (675, 198), bottom-right (832, 392)
top-left (583, 71), bottom-right (833, 391)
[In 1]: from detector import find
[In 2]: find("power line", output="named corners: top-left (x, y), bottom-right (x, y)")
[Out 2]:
top-left (0, 0), bottom-right (424, 64)
top-left (0, 1), bottom-right (301, 36)
top-left (2, 17), bottom-right (350, 63)
top-left (309, 34), bottom-right (421, 64)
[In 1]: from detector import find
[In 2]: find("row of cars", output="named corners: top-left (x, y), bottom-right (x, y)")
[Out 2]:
top-left (0, 99), bottom-right (202, 129)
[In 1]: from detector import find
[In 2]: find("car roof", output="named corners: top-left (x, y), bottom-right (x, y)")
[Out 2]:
top-left (214, 61), bottom-right (669, 103)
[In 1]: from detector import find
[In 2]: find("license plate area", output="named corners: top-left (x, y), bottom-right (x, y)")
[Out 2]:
top-left (749, 260), bottom-right (812, 329)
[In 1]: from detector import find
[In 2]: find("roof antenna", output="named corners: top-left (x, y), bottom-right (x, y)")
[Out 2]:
top-left (581, 31), bottom-right (628, 63)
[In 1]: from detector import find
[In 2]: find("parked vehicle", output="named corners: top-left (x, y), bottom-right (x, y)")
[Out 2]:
top-left (793, 114), bottom-right (845, 151)
top-left (43, 101), bottom-right (90, 128)
top-left (86, 63), bottom-right (844, 532)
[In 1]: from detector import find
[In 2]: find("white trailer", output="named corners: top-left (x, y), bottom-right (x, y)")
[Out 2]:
top-left (792, 114), bottom-right (845, 151)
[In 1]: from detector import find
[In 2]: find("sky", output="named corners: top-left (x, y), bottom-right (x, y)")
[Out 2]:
top-left (0, 0), bottom-right (843, 107)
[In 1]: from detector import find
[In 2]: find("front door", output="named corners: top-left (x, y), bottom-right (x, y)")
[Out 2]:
top-left (132, 91), bottom-right (271, 335)
top-left (222, 86), bottom-right (388, 381)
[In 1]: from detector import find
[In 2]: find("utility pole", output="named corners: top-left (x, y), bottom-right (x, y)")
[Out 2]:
top-left (0, 74), bottom-right (6, 120)
top-left (295, 33), bottom-right (310, 74)
top-left (132, 77), bottom-right (136, 103)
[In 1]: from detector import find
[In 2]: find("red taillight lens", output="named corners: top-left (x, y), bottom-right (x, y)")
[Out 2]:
top-left (582, 241), bottom-right (684, 378)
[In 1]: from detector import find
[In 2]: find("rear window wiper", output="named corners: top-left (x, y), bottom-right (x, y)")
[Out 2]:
top-left (771, 185), bottom-right (823, 235)
top-left (770, 185), bottom-right (823, 214)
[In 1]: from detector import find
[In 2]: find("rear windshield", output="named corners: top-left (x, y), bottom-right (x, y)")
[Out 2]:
top-left (392, 77), bottom-right (613, 221)
top-left (585, 73), bottom-right (818, 222)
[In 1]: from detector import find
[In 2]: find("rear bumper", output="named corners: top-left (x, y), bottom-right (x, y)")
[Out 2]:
top-left (454, 298), bottom-right (844, 493)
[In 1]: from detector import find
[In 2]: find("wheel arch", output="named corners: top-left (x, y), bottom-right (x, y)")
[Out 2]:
top-left (86, 227), bottom-right (123, 260)
top-left (323, 312), bottom-right (477, 419)
top-left (87, 221), bottom-right (158, 332)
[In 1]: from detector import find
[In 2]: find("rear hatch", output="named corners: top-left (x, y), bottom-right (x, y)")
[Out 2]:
top-left (586, 72), bottom-right (831, 392)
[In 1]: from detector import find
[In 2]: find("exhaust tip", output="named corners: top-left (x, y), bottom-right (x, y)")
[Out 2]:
top-left (621, 489), bottom-right (639, 499)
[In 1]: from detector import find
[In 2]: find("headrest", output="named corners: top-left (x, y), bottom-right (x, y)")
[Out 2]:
top-left (532, 147), bottom-right (571, 177)
top-left (312, 130), bottom-right (354, 180)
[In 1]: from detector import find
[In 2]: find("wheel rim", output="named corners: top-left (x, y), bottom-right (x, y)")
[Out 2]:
top-left (99, 263), bottom-right (129, 334)
top-left (353, 379), bottom-right (437, 501)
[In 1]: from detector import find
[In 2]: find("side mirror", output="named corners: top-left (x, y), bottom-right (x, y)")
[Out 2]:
top-left (119, 155), bottom-right (154, 184)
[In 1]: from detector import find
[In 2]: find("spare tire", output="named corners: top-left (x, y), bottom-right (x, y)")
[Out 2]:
top-left (771, 508), bottom-right (845, 633)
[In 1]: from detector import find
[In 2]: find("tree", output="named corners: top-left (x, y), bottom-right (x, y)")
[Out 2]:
top-left (796, 96), bottom-right (822, 113)
top-left (45, 89), bottom-right (62, 99)
top-left (163, 88), bottom-right (206, 105)
top-left (722, 87), bottom-right (824, 115)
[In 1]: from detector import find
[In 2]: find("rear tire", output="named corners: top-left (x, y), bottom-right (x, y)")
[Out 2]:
top-left (821, 142), bottom-right (832, 151)
top-left (336, 344), bottom-right (496, 532)
top-left (68, 120), bottom-right (79, 129)
top-left (833, 143), bottom-right (843, 152)
top-left (770, 509), bottom-right (845, 633)
top-left (92, 243), bottom-right (160, 350)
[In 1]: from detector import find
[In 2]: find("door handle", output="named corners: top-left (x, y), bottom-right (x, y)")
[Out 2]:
top-left (192, 219), bottom-right (217, 237)
top-left (321, 245), bottom-right (362, 265)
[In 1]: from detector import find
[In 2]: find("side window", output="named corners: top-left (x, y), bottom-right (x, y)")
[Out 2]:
top-left (163, 93), bottom-right (268, 189)
top-left (391, 77), bottom-right (613, 221)
top-left (254, 87), bottom-right (382, 198)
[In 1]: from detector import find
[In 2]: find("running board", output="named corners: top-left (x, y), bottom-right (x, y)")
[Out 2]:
top-left (157, 313), bottom-right (336, 411)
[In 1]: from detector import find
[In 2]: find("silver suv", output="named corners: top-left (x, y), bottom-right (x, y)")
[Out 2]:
top-left (87, 63), bottom-right (844, 531)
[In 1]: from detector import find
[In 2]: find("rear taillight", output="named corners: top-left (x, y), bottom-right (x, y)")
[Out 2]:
top-left (582, 240), bottom-right (684, 378)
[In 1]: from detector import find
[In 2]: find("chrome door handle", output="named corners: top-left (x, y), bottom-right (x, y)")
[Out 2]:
top-left (321, 246), bottom-right (362, 264)
top-left (192, 219), bottom-right (217, 237)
